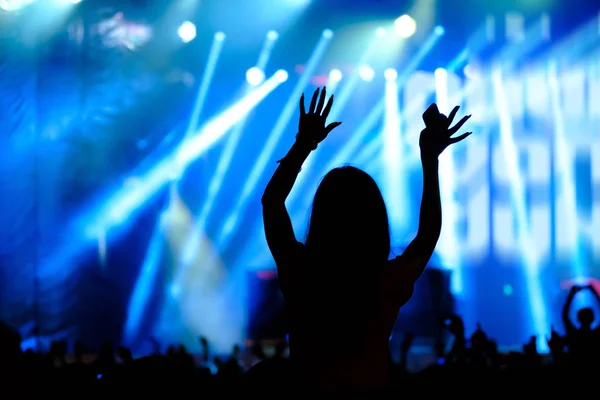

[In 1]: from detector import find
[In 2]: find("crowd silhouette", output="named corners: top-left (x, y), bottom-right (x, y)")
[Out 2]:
top-left (1, 88), bottom-right (599, 396)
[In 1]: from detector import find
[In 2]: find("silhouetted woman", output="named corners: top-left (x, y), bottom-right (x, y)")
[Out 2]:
top-left (261, 87), bottom-right (472, 391)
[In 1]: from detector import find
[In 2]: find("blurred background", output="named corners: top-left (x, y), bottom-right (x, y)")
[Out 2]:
top-left (0, 0), bottom-right (598, 357)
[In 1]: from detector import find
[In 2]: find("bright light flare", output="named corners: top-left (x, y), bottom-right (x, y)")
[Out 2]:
top-left (395, 14), bottom-right (417, 38)
top-left (358, 65), bottom-right (375, 82)
top-left (384, 68), bottom-right (398, 81)
top-left (246, 67), bottom-right (266, 86)
top-left (214, 31), bottom-right (226, 41)
top-left (178, 21), bottom-right (197, 43)
top-left (329, 68), bottom-right (343, 82)
top-left (274, 69), bottom-right (288, 82)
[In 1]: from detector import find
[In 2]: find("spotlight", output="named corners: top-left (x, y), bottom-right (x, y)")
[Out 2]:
top-left (375, 27), bottom-right (387, 38)
top-left (70, 0), bottom-right (82, 3)
top-left (394, 14), bottom-right (417, 38)
top-left (178, 21), bottom-right (197, 43)
top-left (358, 66), bottom-right (375, 82)
top-left (384, 68), bottom-right (398, 81)
top-left (434, 26), bottom-right (445, 36)
top-left (322, 29), bottom-right (333, 39)
top-left (328, 69), bottom-right (343, 83)
top-left (267, 30), bottom-right (279, 41)
top-left (214, 31), bottom-right (226, 41)
top-left (274, 69), bottom-right (289, 83)
top-left (1, 0), bottom-right (35, 10)
top-left (246, 67), bottom-right (266, 86)
top-left (434, 67), bottom-right (447, 78)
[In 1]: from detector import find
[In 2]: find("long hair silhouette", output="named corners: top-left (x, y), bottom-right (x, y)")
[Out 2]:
top-left (306, 166), bottom-right (390, 266)
top-left (303, 166), bottom-right (391, 352)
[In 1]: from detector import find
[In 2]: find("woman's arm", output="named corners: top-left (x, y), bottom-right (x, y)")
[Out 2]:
top-left (261, 140), bottom-right (313, 267)
top-left (399, 156), bottom-right (441, 281)
top-left (262, 87), bottom-right (341, 286)
top-left (391, 105), bottom-right (472, 284)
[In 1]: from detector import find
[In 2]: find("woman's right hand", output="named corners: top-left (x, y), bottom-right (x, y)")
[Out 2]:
top-left (297, 87), bottom-right (342, 148)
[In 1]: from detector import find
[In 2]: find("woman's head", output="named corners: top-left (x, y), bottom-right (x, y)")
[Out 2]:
top-left (305, 166), bottom-right (390, 269)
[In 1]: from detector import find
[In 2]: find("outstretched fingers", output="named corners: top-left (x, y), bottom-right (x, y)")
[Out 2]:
top-left (324, 121), bottom-right (342, 135)
top-left (309, 88), bottom-right (320, 114)
top-left (446, 106), bottom-right (460, 127)
top-left (316, 86), bottom-right (327, 114)
top-left (321, 94), bottom-right (334, 119)
top-left (299, 93), bottom-right (306, 116)
top-left (449, 114), bottom-right (471, 135)
top-left (449, 131), bottom-right (472, 144)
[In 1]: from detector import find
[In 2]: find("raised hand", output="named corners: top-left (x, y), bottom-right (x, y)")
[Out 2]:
top-left (419, 105), bottom-right (472, 159)
top-left (297, 87), bottom-right (342, 148)
top-left (572, 284), bottom-right (586, 293)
